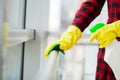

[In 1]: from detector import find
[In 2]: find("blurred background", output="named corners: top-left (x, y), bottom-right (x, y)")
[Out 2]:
top-left (0, 0), bottom-right (108, 80)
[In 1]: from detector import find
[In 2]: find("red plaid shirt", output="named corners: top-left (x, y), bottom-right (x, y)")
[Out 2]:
top-left (72, 0), bottom-right (120, 80)
top-left (72, 0), bottom-right (120, 31)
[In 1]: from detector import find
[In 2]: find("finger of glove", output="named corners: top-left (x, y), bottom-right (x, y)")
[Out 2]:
top-left (44, 44), bottom-right (52, 58)
top-left (89, 30), bottom-right (100, 42)
top-left (99, 34), bottom-right (115, 48)
top-left (99, 39), bottom-right (112, 48)
top-left (99, 41), bottom-right (109, 48)
top-left (44, 41), bottom-right (60, 58)
top-left (99, 40), bottom-right (106, 48)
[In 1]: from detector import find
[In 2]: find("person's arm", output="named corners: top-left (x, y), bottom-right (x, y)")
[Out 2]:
top-left (44, 0), bottom-right (106, 58)
top-left (89, 20), bottom-right (120, 48)
top-left (72, 0), bottom-right (106, 32)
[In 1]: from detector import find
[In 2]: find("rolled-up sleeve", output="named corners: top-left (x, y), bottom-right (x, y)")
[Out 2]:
top-left (72, 0), bottom-right (106, 32)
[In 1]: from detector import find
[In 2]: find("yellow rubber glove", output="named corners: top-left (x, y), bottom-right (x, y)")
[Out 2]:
top-left (89, 20), bottom-right (120, 48)
top-left (44, 25), bottom-right (82, 58)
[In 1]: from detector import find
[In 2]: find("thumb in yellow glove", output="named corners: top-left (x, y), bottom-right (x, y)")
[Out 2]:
top-left (89, 20), bottom-right (120, 48)
top-left (44, 25), bottom-right (82, 58)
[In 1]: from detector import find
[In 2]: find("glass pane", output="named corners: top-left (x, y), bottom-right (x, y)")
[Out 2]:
top-left (4, 0), bottom-right (25, 80)
top-left (0, 0), bottom-right (4, 80)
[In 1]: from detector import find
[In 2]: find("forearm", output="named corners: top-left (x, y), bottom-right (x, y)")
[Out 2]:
top-left (72, 0), bottom-right (106, 32)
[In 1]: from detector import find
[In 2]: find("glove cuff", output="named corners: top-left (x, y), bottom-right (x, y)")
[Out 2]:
top-left (112, 20), bottom-right (120, 37)
top-left (68, 25), bottom-right (82, 38)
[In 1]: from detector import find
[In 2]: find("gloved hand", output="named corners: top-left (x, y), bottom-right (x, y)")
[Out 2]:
top-left (89, 20), bottom-right (120, 48)
top-left (44, 25), bottom-right (82, 58)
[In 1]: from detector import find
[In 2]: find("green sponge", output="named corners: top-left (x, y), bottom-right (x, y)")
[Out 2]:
top-left (48, 44), bottom-right (65, 55)
top-left (90, 23), bottom-right (105, 33)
